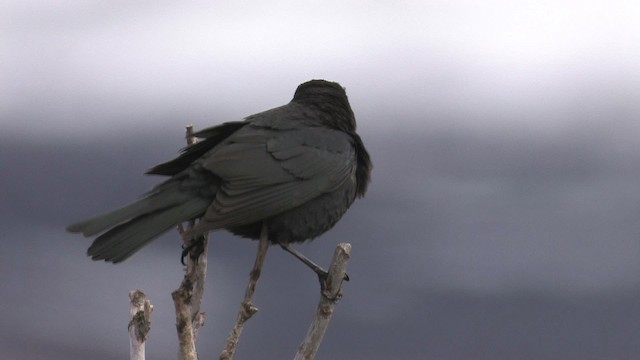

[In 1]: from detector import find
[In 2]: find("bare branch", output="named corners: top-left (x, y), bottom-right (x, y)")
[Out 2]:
top-left (295, 243), bottom-right (352, 360)
top-left (219, 221), bottom-right (270, 360)
top-left (189, 236), bottom-right (208, 340)
top-left (128, 290), bottom-right (153, 360)
top-left (172, 125), bottom-right (208, 360)
top-left (173, 284), bottom-right (197, 360)
top-left (185, 124), bottom-right (208, 340)
top-left (185, 124), bottom-right (196, 145)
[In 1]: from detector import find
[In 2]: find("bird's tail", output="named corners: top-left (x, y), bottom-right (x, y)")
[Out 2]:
top-left (67, 187), bottom-right (210, 263)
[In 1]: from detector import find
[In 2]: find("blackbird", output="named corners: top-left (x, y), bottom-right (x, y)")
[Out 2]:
top-left (67, 79), bottom-right (372, 263)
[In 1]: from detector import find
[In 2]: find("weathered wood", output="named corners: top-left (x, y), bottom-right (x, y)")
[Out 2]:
top-left (295, 243), bottom-right (352, 360)
top-left (128, 290), bottom-right (153, 360)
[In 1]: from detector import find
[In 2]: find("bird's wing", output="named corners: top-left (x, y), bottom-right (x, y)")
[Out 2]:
top-left (198, 123), bottom-right (355, 229)
top-left (146, 121), bottom-right (246, 176)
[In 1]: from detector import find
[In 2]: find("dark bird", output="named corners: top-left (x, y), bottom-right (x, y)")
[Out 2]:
top-left (67, 79), bottom-right (372, 263)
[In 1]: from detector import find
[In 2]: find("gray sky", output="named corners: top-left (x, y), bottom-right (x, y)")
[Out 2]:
top-left (2, 1), bottom-right (640, 359)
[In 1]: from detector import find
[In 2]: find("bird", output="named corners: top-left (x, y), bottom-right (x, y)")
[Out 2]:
top-left (67, 79), bottom-right (372, 264)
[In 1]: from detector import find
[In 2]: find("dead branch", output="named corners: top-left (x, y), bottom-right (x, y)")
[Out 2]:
top-left (128, 290), bottom-right (153, 360)
top-left (218, 221), bottom-right (270, 360)
top-left (173, 284), bottom-right (197, 360)
top-left (172, 125), bottom-right (209, 360)
top-left (294, 243), bottom-right (352, 360)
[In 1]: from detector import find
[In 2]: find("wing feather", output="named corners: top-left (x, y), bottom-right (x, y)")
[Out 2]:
top-left (197, 123), bottom-right (355, 230)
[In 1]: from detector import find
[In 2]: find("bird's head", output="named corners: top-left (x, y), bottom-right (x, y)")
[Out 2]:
top-left (292, 79), bottom-right (356, 132)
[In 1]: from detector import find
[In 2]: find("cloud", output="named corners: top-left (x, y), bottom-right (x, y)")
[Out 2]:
top-left (3, 1), bottom-right (640, 139)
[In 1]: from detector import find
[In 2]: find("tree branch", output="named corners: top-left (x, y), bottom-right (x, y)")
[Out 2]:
top-left (294, 243), bottom-right (352, 360)
top-left (128, 290), bottom-right (153, 360)
top-left (185, 125), bottom-right (208, 339)
top-left (172, 283), bottom-right (197, 360)
top-left (172, 125), bottom-right (209, 360)
top-left (219, 221), bottom-right (270, 360)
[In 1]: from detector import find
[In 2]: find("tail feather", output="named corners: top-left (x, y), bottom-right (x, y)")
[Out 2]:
top-left (66, 191), bottom-right (187, 237)
top-left (87, 197), bottom-right (210, 263)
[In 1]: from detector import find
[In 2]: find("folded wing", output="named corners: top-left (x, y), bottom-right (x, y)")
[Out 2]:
top-left (198, 123), bottom-right (356, 230)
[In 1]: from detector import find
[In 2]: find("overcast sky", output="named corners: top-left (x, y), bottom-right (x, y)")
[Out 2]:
top-left (2, 1), bottom-right (640, 359)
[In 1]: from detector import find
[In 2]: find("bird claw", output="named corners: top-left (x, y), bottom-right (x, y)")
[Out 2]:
top-left (180, 235), bottom-right (205, 265)
top-left (317, 269), bottom-right (349, 299)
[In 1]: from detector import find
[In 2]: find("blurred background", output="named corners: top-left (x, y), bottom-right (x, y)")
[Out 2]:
top-left (2, 1), bottom-right (640, 359)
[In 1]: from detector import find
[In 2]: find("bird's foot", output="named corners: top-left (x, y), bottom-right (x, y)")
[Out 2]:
top-left (317, 269), bottom-right (349, 301)
top-left (181, 235), bottom-right (206, 265)
top-left (278, 243), bottom-right (349, 292)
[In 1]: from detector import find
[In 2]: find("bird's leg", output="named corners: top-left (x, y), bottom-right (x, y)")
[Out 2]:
top-left (279, 243), bottom-right (350, 288)
top-left (279, 243), bottom-right (327, 277)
